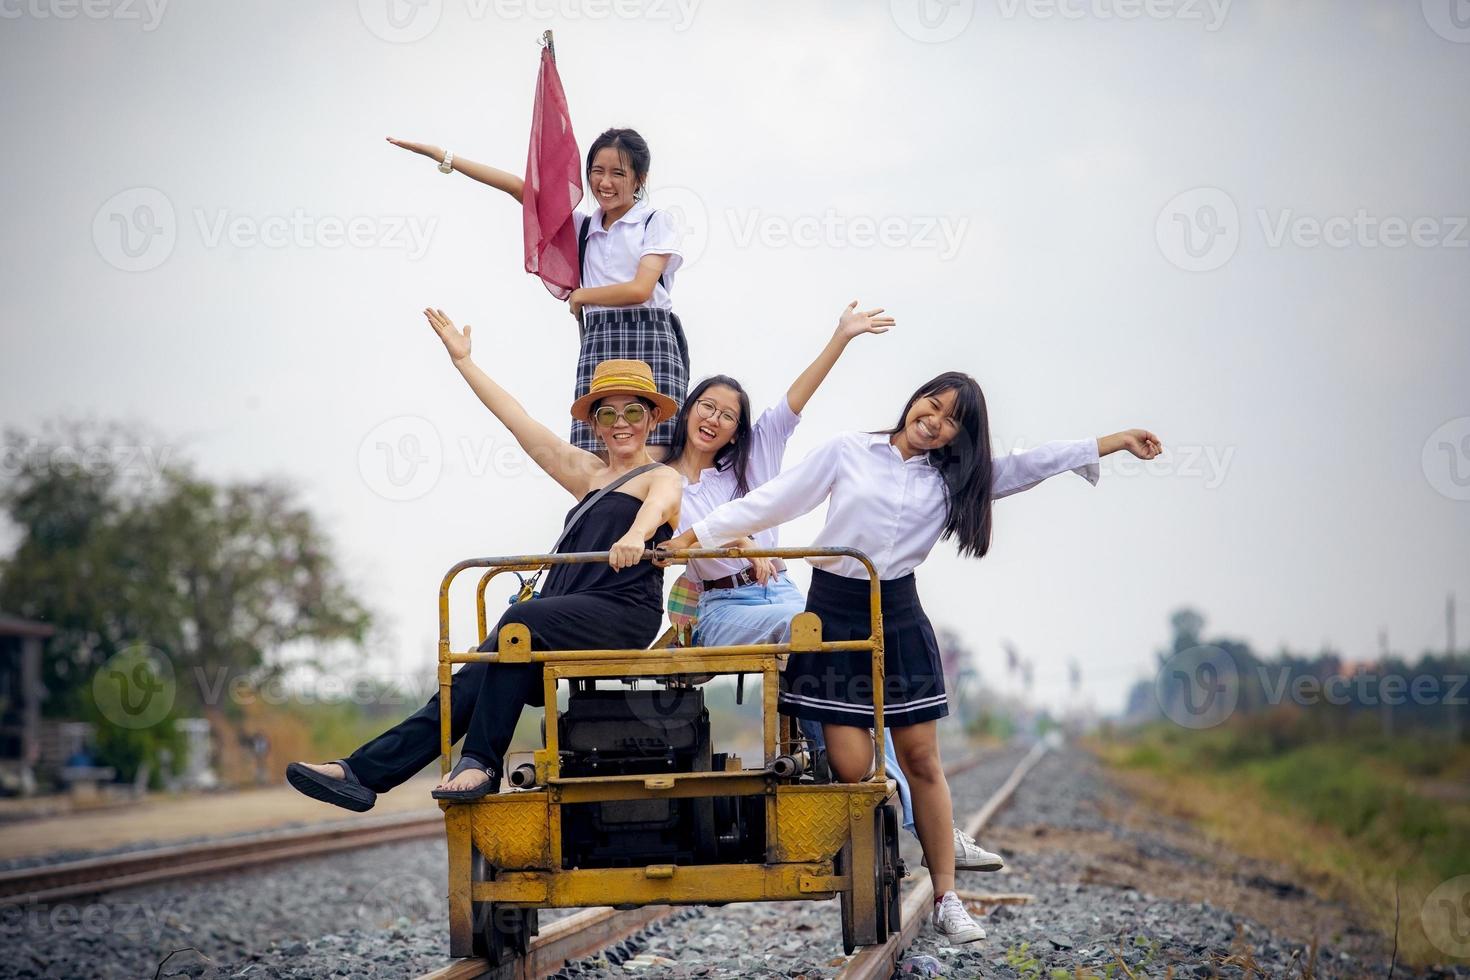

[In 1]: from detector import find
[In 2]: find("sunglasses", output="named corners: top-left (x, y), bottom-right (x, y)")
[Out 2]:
top-left (593, 403), bottom-right (650, 427)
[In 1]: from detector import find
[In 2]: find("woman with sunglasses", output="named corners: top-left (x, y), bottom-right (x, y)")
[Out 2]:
top-left (662, 373), bottom-right (1162, 944)
top-left (286, 310), bottom-right (682, 808)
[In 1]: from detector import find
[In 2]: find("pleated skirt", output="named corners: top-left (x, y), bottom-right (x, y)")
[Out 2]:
top-left (777, 569), bottom-right (948, 728)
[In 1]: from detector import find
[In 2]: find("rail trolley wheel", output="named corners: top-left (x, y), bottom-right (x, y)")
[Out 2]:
top-left (878, 801), bottom-right (903, 942)
top-left (470, 849), bottom-right (539, 965)
top-left (836, 805), bottom-right (898, 954)
top-left (475, 905), bottom-right (537, 965)
top-left (835, 838), bottom-right (857, 954)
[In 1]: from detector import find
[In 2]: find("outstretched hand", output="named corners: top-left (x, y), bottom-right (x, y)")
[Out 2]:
top-left (835, 300), bottom-right (895, 341)
top-left (423, 308), bottom-right (471, 363)
top-left (1100, 429), bottom-right (1164, 460)
top-left (387, 137), bottom-right (444, 162)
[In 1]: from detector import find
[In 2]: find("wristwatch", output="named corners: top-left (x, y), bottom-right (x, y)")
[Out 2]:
top-left (438, 150), bottom-right (454, 174)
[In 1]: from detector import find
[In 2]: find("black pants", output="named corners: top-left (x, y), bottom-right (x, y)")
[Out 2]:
top-left (344, 593), bottom-right (661, 792)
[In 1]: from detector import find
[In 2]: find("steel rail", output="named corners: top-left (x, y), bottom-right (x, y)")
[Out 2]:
top-left (0, 810), bottom-right (443, 906)
top-left (835, 741), bottom-right (1051, 980)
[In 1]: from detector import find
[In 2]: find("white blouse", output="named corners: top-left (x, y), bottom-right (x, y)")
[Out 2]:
top-left (691, 433), bottom-right (1101, 581)
top-left (679, 397), bottom-right (801, 582)
top-left (577, 197), bottom-right (683, 315)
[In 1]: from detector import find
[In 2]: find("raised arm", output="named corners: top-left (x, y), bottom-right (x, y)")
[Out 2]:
top-left (387, 138), bottom-right (524, 203)
top-left (991, 429), bottom-right (1162, 499)
top-left (422, 308), bottom-right (600, 497)
top-left (785, 301), bottom-right (894, 415)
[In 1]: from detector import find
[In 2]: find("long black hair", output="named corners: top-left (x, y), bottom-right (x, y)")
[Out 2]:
top-left (665, 376), bottom-right (754, 497)
top-left (585, 128), bottom-right (651, 198)
top-left (882, 372), bottom-right (995, 558)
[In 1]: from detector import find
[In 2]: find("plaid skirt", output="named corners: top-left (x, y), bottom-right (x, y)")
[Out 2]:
top-left (778, 569), bottom-right (949, 728)
top-left (573, 307), bottom-right (690, 451)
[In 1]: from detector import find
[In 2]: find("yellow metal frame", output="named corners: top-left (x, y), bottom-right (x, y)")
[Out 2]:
top-left (436, 547), bottom-right (893, 955)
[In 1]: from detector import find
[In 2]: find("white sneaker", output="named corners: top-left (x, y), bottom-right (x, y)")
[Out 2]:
top-left (932, 890), bottom-right (986, 945)
top-left (922, 826), bottom-right (1006, 872)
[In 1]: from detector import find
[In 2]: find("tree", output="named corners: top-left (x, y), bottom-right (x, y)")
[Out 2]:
top-left (0, 420), bottom-right (371, 732)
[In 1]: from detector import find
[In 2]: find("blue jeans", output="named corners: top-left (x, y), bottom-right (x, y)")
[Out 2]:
top-left (691, 571), bottom-right (807, 647)
top-left (692, 573), bottom-right (916, 836)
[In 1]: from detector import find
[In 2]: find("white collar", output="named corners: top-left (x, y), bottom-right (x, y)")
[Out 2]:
top-left (867, 431), bottom-right (934, 467)
top-left (586, 196), bottom-right (652, 234)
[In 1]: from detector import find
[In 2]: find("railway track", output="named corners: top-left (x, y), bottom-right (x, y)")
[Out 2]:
top-left (413, 742), bottom-right (1046, 980)
top-left (0, 744), bottom-right (1042, 977)
top-left (0, 810), bottom-right (443, 906)
top-left (837, 740), bottom-right (1049, 979)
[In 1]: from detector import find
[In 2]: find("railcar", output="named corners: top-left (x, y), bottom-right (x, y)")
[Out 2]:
top-left (436, 546), bottom-right (903, 965)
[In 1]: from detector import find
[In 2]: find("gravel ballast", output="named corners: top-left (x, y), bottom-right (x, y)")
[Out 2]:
top-left (3, 742), bottom-right (1464, 978)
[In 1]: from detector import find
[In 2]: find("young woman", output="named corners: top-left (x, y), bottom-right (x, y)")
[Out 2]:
top-left (387, 128), bottom-right (688, 458)
top-left (663, 373), bottom-right (1162, 944)
top-left (667, 301), bottom-right (889, 649)
top-left (661, 306), bottom-right (1001, 873)
top-left (286, 312), bottom-right (682, 808)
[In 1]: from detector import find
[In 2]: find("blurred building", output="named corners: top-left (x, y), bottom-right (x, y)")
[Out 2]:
top-left (0, 612), bottom-right (52, 796)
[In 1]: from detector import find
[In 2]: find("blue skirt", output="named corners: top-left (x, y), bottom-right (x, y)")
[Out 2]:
top-left (778, 569), bottom-right (948, 728)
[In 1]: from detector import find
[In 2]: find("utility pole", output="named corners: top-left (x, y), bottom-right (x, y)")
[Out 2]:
top-left (1450, 594), bottom-right (1461, 741)
top-left (1378, 628), bottom-right (1394, 739)
top-left (1449, 592), bottom-right (1457, 658)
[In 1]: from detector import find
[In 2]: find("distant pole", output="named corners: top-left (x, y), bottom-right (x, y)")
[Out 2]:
top-left (1449, 592), bottom-right (1457, 657)
top-left (1379, 628), bottom-right (1394, 739)
top-left (541, 29), bottom-right (556, 63)
top-left (1450, 594), bottom-right (1461, 741)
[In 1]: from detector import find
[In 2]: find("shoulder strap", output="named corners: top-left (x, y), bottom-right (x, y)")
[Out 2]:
top-left (577, 214), bottom-right (591, 286)
top-left (549, 462), bottom-right (663, 555)
top-left (643, 211), bottom-right (668, 292)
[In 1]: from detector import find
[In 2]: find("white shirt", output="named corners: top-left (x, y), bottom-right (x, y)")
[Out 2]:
top-left (577, 197), bottom-right (683, 314)
top-left (691, 433), bottom-right (1101, 581)
top-left (679, 397), bottom-right (801, 582)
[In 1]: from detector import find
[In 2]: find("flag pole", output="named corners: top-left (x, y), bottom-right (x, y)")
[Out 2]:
top-left (540, 29), bottom-right (556, 63)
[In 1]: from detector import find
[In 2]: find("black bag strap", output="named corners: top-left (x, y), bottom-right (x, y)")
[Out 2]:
top-left (548, 461), bottom-right (663, 556)
top-left (577, 212), bottom-right (668, 293)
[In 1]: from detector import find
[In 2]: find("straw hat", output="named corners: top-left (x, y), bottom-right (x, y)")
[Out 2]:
top-left (570, 359), bottom-right (680, 423)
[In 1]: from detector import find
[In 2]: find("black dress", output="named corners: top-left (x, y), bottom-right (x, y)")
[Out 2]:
top-left (345, 490), bottom-right (672, 790)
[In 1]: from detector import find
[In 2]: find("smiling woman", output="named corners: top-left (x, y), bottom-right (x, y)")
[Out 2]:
top-left (663, 369), bottom-right (1163, 944)
top-left (285, 312), bottom-right (682, 806)
top-left (387, 126), bottom-right (690, 458)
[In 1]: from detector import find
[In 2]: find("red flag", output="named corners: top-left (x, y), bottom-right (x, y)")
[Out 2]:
top-left (523, 47), bottom-right (582, 300)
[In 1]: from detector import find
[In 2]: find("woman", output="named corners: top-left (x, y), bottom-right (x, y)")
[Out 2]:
top-left (287, 312), bottom-right (682, 807)
top-left (663, 373), bottom-right (1162, 944)
top-left (667, 301), bottom-right (889, 649)
top-left (388, 129), bottom-right (688, 457)
top-left (661, 306), bottom-right (1001, 872)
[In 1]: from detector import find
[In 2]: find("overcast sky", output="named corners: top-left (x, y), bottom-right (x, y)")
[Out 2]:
top-left (2, 0), bottom-right (1467, 715)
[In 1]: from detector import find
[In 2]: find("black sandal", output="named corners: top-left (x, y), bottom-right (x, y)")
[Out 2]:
top-left (285, 759), bottom-right (377, 812)
top-left (430, 755), bottom-right (499, 802)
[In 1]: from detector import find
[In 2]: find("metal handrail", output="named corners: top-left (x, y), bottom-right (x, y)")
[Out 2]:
top-left (436, 546), bottom-right (889, 785)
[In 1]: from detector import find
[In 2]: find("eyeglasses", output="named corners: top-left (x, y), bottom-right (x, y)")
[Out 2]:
top-left (692, 398), bottom-right (738, 428)
top-left (593, 403), bottom-right (649, 427)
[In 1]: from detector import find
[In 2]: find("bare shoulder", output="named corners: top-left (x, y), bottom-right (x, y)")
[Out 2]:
top-left (628, 463), bottom-right (683, 499)
top-left (588, 462), bottom-right (681, 500)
